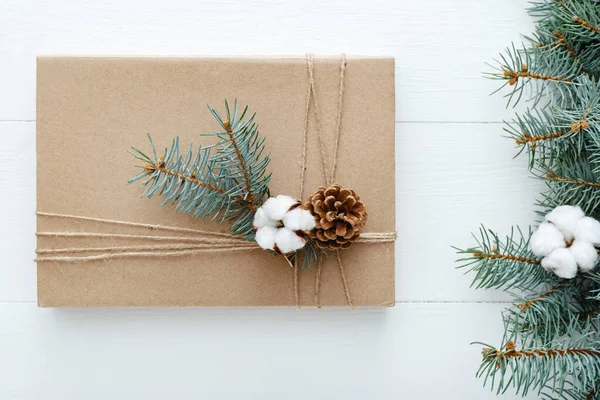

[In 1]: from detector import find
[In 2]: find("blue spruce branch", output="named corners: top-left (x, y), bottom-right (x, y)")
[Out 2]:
top-left (129, 100), bottom-right (271, 240)
top-left (456, 1), bottom-right (600, 398)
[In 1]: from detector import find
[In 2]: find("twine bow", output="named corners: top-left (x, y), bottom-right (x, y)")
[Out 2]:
top-left (36, 54), bottom-right (396, 307)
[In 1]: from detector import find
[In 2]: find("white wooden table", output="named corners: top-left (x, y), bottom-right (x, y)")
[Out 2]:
top-left (0, 1), bottom-right (541, 398)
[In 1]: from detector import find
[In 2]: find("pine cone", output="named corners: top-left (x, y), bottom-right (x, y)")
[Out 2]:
top-left (304, 184), bottom-right (368, 249)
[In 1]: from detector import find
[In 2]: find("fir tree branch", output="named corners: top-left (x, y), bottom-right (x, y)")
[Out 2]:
top-left (586, 383), bottom-right (600, 400)
top-left (553, 30), bottom-right (582, 65)
top-left (549, 0), bottom-right (600, 42)
top-left (130, 101), bottom-right (271, 240)
top-left (535, 146), bottom-right (600, 216)
top-left (474, 251), bottom-right (541, 266)
top-left (455, 226), bottom-right (559, 292)
top-left (142, 156), bottom-right (255, 210)
top-left (222, 118), bottom-right (254, 203)
top-left (502, 277), bottom-right (598, 347)
top-left (205, 100), bottom-right (272, 210)
top-left (545, 171), bottom-right (600, 189)
top-left (572, 16), bottom-right (600, 35)
top-left (477, 320), bottom-right (600, 397)
top-left (484, 341), bottom-right (600, 361)
top-left (503, 63), bottom-right (574, 85)
top-left (555, 0), bottom-right (568, 11)
top-left (484, 342), bottom-right (600, 359)
top-left (583, 272), bottom-right (600, 302)
top-left (506, 105), bottom-right (592, 168)
top-left (515, 128), bottom-right (569, 149)
top-left (580, 308), bottom-right (600, 321)
top-left (502, 282), bottom-right (588, 348)
top-left (487, 42), bottom-right (581, 107)
top-left (468, 2), bottom-right (600, 398)
top-left (519, 281), bottom-right (567, 311)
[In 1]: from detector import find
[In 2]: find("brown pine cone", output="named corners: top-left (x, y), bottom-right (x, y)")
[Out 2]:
top-left (304, 184), bottom-right (368, 249)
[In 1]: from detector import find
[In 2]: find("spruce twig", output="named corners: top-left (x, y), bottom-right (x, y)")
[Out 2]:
top-left (129, 100), bottom-right (271, 240)
top-left (455, 226), bottom-right (558, 292)
top-left (456, 2), bottom-right (600, 398)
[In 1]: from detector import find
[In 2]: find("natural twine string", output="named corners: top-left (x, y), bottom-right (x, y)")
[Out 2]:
top-left (35, 212), bottom-right (394, 263)
top-left (37, 231), bottom-right (243, 244)
top-left (37, 211), bottom-right (236, 238)
top-left (305, 54), bottom-right (331, 185)
top-left (331, 55), bottom-right (346, 181)
top-left (300, 54), bottom-right (356, 308)
top-left (303, 53), bottom-right (346, 188)
top-left (35, 246), bottom-right (260, 263)
top-left (37, 243), bottom-right (255, 254)
top-left (35, 54), bottom-right (396, 307)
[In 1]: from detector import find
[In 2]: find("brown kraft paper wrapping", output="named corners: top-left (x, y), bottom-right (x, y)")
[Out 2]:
top-left (36, 56), bottom-right (395, 307)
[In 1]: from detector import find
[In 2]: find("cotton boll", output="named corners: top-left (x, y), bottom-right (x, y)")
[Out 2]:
top-left (255, 226), bottom-right (278, 251)
top-left (545, 205), bottom-right (585, 242)
top-left (574, 217), bottom-right (600, 245)
top-left (275, 228), bottom-right (306, 254)
top-left (253, 208), bottom-right (278, 229)
top-left (570, 240), bottom-right (599, 272)
top-left (261, 197), bottom-right (285, 221)
top-left (530, 222), bottom-right (566, 257)
top-left (262, 195), bottom-right (299, 220)
top-left (283, 208), bottom-right (316, 232)
top-left (541, 248), bottom-right (578, 279)
top-left (275, 194), bottom-right (299, 213)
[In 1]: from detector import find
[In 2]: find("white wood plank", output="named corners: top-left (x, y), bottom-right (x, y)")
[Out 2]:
top-left (0, 0), bottom-right (533, 122)
top-left (0, 122), bottom-right (36, 302)
top-left (0, 121), bottom-right (542, 302)
top-left (396, 122), bottom-right (544, 301)
top-left (0, 302), bottom-right (533, 399)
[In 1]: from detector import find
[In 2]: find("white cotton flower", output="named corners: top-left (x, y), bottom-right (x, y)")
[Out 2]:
top-left (530, 221), bottom-right (566, 257)
top-left (275, 227), bottom-right (306, 254)
top-left (253, 207), bottom-right (278, 229)
top-left (255, 226), bottom-right (278, 251)
top-left (541, 248), bottom-right (578, 279)
top-left (261, 195), bottom-right (299, 221)
top-left (283, 208), bottom-right (316, 232)
top-left (574, 216), bottom-right (600, 245)
top-left (253, 194), bottom-right (315, 254)
top-left (569, 240), bottom-right (599, 272)
top-left (545, 205), bottom-right (585, 242)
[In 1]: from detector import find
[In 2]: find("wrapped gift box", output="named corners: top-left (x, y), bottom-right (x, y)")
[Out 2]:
top-left (36, 56), bottom-right (395, 307)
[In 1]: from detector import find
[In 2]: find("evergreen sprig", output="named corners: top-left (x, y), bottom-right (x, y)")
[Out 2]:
top-left (129, 100), bottom-right (321, 269)
top-left (502, 281), bottom-right (584, 346)
top-left (456, 1), bottom-right (600, 399)
top-left (476, 319), bottom-right (600, 398)
top-left (535, 147), bottom-right (600, 218)
top-left (129, 100), bottom-right (271, 240)
top-left (455, 226), bottom-right (559, 292)
top-left (486, 43), bottom-right (580, 108)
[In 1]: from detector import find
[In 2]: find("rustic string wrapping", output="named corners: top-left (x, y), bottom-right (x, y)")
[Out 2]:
top-left (35, 54), bottom-right (396, 307)
top-left (299, 54), bottom-right (352, 308)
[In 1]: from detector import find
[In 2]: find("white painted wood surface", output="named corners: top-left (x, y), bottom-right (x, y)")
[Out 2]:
top-left (0, 0), bottom-right (540, 398)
